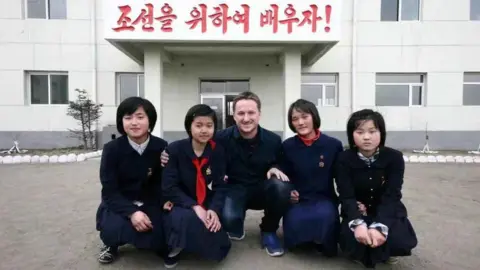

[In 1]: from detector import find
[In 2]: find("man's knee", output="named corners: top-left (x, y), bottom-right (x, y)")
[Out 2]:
top-left (222, 198), bottom-right (244, 230)
top-left (265, 178), bottom-right (292, 202)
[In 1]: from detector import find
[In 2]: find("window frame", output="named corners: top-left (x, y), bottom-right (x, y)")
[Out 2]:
top-left (381, 0), bottom-right (422, 21)
top-left (25, 0), bottom-right (66, 20)
top-left (27, 71), bottom-right (69, 105)
top-left (463, 72), bottom-right (480, 106)
top-left (471, 0), bottom-right (480, 21)
top-left (300, 73), bottom-right (339, 107)
top-left (116, 73), bottom-right (145, 105)
top-left (375, 74), bottom-right (426, 107)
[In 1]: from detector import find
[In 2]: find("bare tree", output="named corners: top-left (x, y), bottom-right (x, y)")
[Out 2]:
top-left (67, 89), bottom-right (103, 150)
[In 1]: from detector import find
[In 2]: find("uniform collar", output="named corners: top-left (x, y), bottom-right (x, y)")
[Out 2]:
top-left (357, 148), bottom-right (380, 165)
top-left (127, 135), bottom-right (150, 155)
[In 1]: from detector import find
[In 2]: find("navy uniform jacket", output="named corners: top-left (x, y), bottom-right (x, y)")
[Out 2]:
top-left (281, 133), bottom-right (344, 202)
top-left (162, 138), bottom-right (227, 215)
top-left (214, 125), bottom-right (282, 186)
top-left (99, 135), bottom-right (168, 218)
top-left (335, 147), bottom-right (408, 229)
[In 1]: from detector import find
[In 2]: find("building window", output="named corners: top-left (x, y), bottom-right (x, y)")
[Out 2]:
top-left (116, 73), bottom-right (144, 105)
top-left (471, 0), bottom-right (480, 20)
top-left (381, 0), bottom-right (420, 21)
top-left (375, 74), bottom-right (425, 106)
top-left (301, 74), bottom-right (338, 107)
top-left (29, 72), bottom-right (69, 105)
top-left (463, 73), bottom-right (480, 106)
top-left (26, 0), bottom-right (67, 19)
top-left (200, 80), bottom-right (250, 94)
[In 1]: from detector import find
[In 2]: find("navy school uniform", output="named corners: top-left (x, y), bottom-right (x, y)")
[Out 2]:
top-left (95, 135), bottom-right (168, 251)
top-left (280, 133), bottom-right (344, 254)
top-left (335, 147), bottom-right (418, 267)
top-left (161, 138), bottom-right (231, 261)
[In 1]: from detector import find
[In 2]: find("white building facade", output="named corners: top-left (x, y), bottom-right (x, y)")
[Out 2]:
top-left (1, 0), bottom-right (480, 150)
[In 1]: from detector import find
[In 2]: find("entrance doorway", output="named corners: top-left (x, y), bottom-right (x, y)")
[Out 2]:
top-left (199, 80), bottom-right (249, 130)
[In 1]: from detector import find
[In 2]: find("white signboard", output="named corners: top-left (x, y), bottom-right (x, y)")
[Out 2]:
top-left (103, 0), bottom-right (342, 42)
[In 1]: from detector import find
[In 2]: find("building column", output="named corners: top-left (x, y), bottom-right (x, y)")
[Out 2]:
top-left (144, 46), bottom-right (163, 138)
top-left (282, 49), bottom-right (302, 139)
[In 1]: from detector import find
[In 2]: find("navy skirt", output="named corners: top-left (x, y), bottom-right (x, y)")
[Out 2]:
top-left (282, 199), bottom-right (339, 253)
top-left (163, 207), bottom-right (231, 261)
top-left (96, 203), bottom-right (166, 251)
top-left (339, 216), bottom-right (418, 267)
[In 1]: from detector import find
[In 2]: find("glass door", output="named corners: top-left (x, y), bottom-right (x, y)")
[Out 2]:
top-left (200, 94), bottom-right (225, 130)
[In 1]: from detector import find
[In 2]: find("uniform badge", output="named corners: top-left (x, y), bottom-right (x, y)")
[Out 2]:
top-left (147, 168), bottom-right (152, 177)
top-left (206, 167), bottom-right (212, 175)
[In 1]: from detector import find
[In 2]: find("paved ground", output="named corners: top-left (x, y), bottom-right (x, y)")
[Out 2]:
top-left (0, 161), bottom-right (479, 270)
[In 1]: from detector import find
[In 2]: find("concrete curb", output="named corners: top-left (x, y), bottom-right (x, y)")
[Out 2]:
top-left (404, 155), bottom-right (480, 164)
top-left (0, 150), bottom-right (102, 165)
top-left (1, 151), bottom-right (479, 165)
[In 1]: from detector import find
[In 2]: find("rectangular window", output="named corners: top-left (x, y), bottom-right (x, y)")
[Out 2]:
top-left (116, 73), bottom-right (145, 105)
top-left (28, 72), bottom-right (69, 105)
top-left (26, 0), bottom-right (67, 19)
top-left (375, 74), bottom-right (425, 106)
top-left (471, 0), bottom-right (480, 20)
top-left (381, 0), bottom-right (420, 21)
top-left (200, 80), bottom-right (250, 94)
top-left (301, 74), bottom-right (338, 107)
top-left (463, 73), bottom-right (480, 106)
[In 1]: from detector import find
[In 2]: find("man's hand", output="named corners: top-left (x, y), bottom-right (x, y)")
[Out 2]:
top-left (130, 211), bottom-right (153, 232)
top-left (160, 150), bottom-right (169, 167)
top-left (368, 229), bottom-right (386, 248)
top-left (163, 201), bottom-right (173, 211)
top-left (290, 190), bottom-right (299, 203)
top-left (267, 167), bottom-right (289, 181)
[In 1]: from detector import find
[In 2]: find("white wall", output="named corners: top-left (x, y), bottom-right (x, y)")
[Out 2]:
top-left (1, 0), bottom-right (480, 134)
top-left (159, 55), bottom-right (284, 132)
top-left (305, 0), bottom-right (480, 132)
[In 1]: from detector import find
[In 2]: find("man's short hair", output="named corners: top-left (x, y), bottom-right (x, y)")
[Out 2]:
top-left (232, 91), bottom-right (261, 112)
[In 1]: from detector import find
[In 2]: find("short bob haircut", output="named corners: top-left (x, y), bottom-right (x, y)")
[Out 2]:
top-left (346, 109), bottom-right (386, 150)
top-left (116, 97), bottom-right (157, 135)
top-left (287, 99), bottom-right (321, 133)
top-left (184, 104), bottom-right (218, 138)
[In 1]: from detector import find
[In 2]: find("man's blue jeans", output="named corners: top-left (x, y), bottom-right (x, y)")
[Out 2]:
top-left (222, 179), bottom-right (291, 234)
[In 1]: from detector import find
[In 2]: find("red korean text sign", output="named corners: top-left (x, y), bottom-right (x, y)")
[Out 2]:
top-left (104, 0), bottom-right (341, 42)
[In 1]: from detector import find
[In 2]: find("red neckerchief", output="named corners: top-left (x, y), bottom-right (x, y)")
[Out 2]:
top-left (298, 130), bottom-right (321, 146)
top-left (192, 140), bottom-right (216, 207)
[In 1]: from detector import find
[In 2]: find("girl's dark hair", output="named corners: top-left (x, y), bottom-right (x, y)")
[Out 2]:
top-left (287, 99), bottom-right (321, 133)
top-left (184, 104), bottom-right (218, 137)
top-left (116, 97), bottom-right (157, 135)
top-left (346, 109), bottom-right (386, 149)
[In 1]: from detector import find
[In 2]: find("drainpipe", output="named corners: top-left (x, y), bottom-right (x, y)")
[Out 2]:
top-left (350, 0), bottom-right (357, 114)
top-left (91, 0), bottom-right (98, 103)
top-left (91, 0), bottom-right (100, 147)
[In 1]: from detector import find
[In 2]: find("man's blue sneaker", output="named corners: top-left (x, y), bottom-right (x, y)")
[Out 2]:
top-left (261, 232), bottom-right (284, 257)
